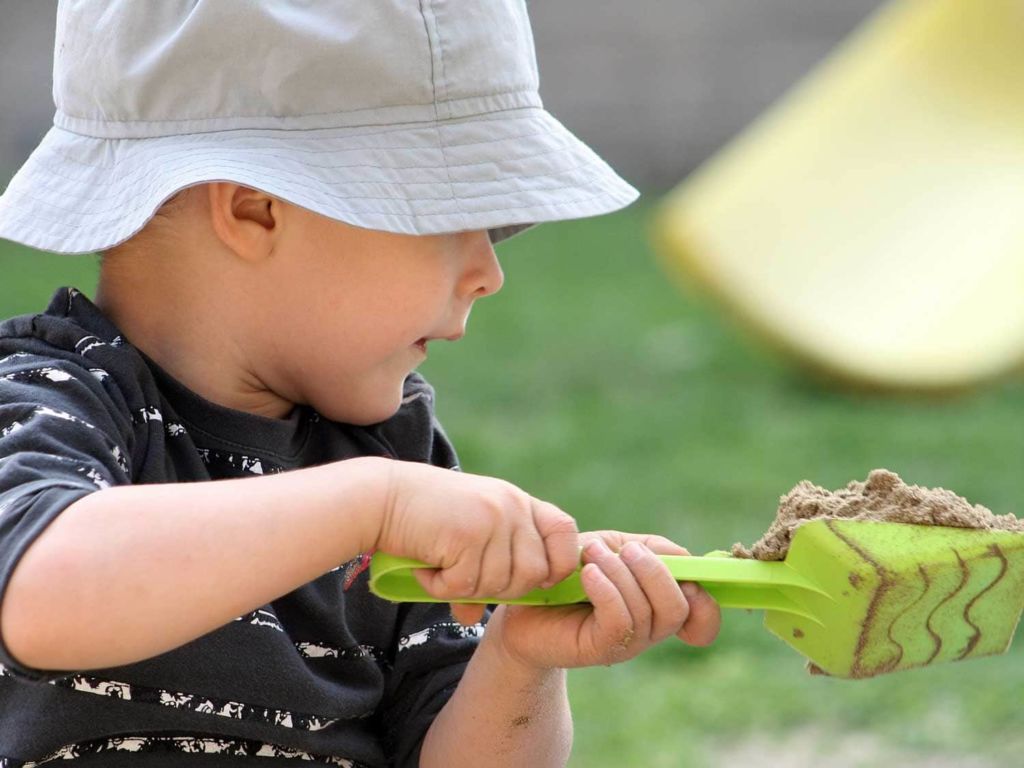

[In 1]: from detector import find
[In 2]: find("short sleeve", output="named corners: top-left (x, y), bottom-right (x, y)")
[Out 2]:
top-left (0, 352), bottom-right (133, 679)
top-left (377, 602), bottom-right (489, 767)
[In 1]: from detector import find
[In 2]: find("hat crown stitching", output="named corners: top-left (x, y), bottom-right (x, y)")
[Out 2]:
top-left (51, 0), bottom-right (540, 139)
top-left (0, 0), bottom-right (638, 255)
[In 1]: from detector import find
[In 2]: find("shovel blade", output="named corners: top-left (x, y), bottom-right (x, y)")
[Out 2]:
top-left (766, 520), bottom-right (1024, 678)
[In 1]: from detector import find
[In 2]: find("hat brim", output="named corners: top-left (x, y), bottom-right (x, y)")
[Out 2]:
top-left (0, 107), bottom-right (638, 254)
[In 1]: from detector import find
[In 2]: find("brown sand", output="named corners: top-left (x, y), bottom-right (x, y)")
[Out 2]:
top-left (733, 469), bottom-right (1024, 561)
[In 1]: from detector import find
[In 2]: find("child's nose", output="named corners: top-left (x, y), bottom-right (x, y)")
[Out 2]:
top-left (459, 232), bottom-right (504, 300)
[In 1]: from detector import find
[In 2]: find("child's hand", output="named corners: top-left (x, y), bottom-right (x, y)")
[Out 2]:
top-left (377, 462), bottom-right (580, 620)
top-left (487, 531), bottom-right (721, 670)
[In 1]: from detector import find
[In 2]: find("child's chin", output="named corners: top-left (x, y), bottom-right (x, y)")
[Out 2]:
top-left (316, 394), bottom-right (403, 427)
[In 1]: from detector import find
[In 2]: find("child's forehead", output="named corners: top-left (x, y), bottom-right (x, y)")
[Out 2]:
top-left (57, 1), bottom-right (537, 137)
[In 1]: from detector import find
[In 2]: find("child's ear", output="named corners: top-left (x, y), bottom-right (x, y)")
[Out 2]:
top-left (206, 183), bottom-right (278, 262)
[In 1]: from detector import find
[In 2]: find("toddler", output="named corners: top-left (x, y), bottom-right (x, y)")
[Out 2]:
top-left (0, 2), bottom-right (719, 766)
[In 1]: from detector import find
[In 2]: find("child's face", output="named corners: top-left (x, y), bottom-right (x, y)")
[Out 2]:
top-left (265, 208), bottom-right (504, 425)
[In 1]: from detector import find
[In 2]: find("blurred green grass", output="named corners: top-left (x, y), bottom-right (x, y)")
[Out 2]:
top-left (3, 199), bottom-right (1023, 765)
top-left (0, 245), bottom-right (99, 313)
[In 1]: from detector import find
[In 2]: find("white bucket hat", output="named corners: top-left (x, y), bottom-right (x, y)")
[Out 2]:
top-left (0, 0), bottom-right (639, 255)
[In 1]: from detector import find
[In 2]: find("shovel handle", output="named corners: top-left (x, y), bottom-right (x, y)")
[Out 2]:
top-left (369, 552), bottom-right (826, 620)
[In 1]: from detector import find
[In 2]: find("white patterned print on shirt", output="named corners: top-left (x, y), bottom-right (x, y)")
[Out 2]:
top-left (3, 734), bottom-right (362, 767)
top-left (74, 335), bottom-right (110, 357)
top-left (0, 420), bottom-right (25, 439)
top-left (398, 621), bottom-right (486, 652)
top-left (235, 608), bottom-right (285, 632)
top-left (400, 390), bottom-right (432, 406)
top-left (0, 666), bottom-right (339, 733)
top-left (76, 466), bottom-right (111, 490)
top-left (197, 447), bottom-right (280, 476)
top-left (110, 445), bottom-right (129, 473)
top-left (0, 367), bottom-right (74, 384)
top-left (234, 610), bottom-right (387, 665)
top-left (132, 407), bottom-right (164, 425)
top-left (29, 406), bottom-right (96, 432)
top-left (295, 642), bottom-right (385, 664)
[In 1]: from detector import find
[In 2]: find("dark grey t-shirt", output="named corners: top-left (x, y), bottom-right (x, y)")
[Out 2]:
top-left (0, 288), bottom-right (484, 767)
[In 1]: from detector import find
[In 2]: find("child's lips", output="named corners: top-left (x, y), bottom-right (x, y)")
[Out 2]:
top-left (415, 330), bottom-right (464, 354)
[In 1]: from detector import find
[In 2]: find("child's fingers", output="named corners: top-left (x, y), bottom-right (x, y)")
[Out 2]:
top-left (582, 540), bottom-right (651, 643)
top-left (581, 532), bottom-right (690, 559)
top-left (637, 534), bottom-right (690, 557)
top-left (618, 542), bottom-right (690, 643)
top-left (579, 561), bottom-right (634, 657)
top-left (506, 525), bottom-right (554, 596)
top-left (475, 530), bottom-right (515, 597)
top-left (676, 583), bottom-right (721, 647)
top-left (531, 499), bottom-right (580, 586)
top-left (414, 548), bottom-right (485, 600)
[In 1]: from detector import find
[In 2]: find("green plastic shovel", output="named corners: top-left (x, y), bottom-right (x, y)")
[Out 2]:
top-left (370, 519), bottom-right (1024, 678)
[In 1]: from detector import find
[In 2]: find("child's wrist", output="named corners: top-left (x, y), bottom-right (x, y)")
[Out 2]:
top-left (479, 607), bottom-right (556, 677)
top-left (355, 455), bottom-right (396, 554)
top-left (306, 455), bottom-right (395, 555)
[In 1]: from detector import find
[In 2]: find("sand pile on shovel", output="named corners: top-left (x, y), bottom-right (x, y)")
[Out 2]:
top-left (733, 469), bottom-right (1024, 561)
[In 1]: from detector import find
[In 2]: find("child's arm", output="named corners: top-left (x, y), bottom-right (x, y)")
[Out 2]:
top-left (1, 459), bottom-right (580, 672)
top-left (420, 534), bottom-right (721, 768)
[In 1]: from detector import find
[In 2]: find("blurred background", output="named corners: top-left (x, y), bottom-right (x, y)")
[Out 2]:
top-left (2, 2), bottom-right (1023, 766)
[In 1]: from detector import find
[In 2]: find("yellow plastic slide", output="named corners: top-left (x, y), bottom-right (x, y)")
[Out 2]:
top-left (654, 0), bottom-right (1024, 390)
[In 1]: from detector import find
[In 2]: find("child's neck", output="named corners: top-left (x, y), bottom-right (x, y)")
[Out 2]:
top-left (95, 253), bottom-right (296, 421)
